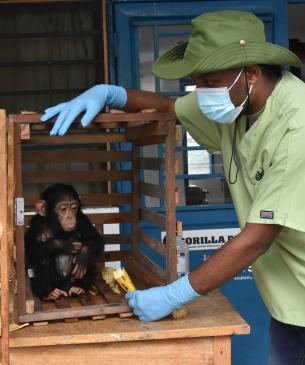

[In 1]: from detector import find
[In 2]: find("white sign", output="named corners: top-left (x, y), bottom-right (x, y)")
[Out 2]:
top-left (182, 228), bottom-right (241, 250)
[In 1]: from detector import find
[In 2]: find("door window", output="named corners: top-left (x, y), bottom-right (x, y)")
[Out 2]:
top-left (137, 23), bottom-right (230, 206)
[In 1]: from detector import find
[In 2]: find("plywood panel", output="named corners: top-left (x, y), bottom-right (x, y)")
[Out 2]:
top-left (10, 337), bottom-right (214, 365)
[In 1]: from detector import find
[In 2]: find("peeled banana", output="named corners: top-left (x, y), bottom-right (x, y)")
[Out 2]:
top-left (113, 268), bottom-right (136, 292)
top-left (101, 267), bottom-right (120, 294)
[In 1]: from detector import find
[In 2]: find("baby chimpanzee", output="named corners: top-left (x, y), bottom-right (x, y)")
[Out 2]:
top-left (25, 183), bottom-right (103, 300)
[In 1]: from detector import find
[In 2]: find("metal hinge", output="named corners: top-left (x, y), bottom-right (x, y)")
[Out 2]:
top-left (14, 197), bottom-right (24, 226)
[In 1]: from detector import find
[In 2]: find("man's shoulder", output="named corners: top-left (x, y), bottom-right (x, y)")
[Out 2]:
top-left (269, 71), bottom-right (305, 126)
top-left (274, 70), bottom-right (305, 100)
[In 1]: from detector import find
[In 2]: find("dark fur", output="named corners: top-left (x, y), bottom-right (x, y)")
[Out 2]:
top-left (25, 184), bottom-right (103, 299)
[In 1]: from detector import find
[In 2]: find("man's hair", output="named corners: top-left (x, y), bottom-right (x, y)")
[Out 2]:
top-left (258, 64), bottom-right (282, 80)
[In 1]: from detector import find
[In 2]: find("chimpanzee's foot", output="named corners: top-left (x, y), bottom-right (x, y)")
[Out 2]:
top-left (68, 286), bottom-right (85, 296)
top-left (44, 288), bottom-right (68, 300)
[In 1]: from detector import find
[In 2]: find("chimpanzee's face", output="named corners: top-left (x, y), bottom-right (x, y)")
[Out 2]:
top-left (54, 198), bottom-right (79, 232)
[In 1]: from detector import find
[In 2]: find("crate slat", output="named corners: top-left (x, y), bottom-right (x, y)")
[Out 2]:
top-left (140, 182), bottom-right (165, 200)
top-left (140, 208), bottom-right (167, 230)
top-left (23, 170), bottom-right (132, 184)
top-left (23, 150), bottom-right (132, 164)
top-left (24, 192), bottom-right (132, 208)
top-left (140, 231), bottom-right (166, 256)
top-left (123, 257), bottom-right (166, 289)
top-left (11, 111), bottom-right (176, 125)
top-left (139, 157), bottom-right (164, 171)
top-left (19, 302), bottom-right (131, 323)
top-left (24, 133), bottom-right (127, 145)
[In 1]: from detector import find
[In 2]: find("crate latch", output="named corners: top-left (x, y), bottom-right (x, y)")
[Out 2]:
top-left (14, 197), bottom-right (24, 226)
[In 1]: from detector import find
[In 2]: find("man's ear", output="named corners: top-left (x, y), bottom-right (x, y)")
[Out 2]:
top-left (35, 200), bottom-right (46, 216)
top-left (245, 64), bottom-right (260, 84)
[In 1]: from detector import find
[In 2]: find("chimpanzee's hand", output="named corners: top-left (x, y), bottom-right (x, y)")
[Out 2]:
top-left (72, 241), bottom-right (83, 253)
top-left (72, 246), bottom-right (88, 279)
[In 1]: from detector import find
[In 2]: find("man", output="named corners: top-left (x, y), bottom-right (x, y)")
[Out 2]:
top-left (41, 11), bottom-right (305, 364)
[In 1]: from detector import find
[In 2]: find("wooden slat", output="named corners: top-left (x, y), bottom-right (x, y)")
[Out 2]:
top-left (165, 120), bottom-right (178, 283)
top-left (140, 182), bottom-right (165, 200)
top-left (103, 250), bottom-right (131, 262)
top-left (8, 117), bottom-right (19, 326)
top-left (135, 135), bottom-right (166, 147)
top-left (140, 208), bottom-right (166, 230)
top-left (126, 121), bottom-right (169, 140)
top-left (20, 123), bottom-right (30, 140)
top-left (134, 252), bottom-right (167, 283)
top-left (78, 294), bottom-right (95, 307)
top-left (24, 192), bottom-right (132, 208)
top-left (10, 111), bottom-right (177, 125)
top-left (124, 257), bottom-right (166, 290)
top-left (94, 280), bottom-right (125, 304)
top-left (23, 170), bottom-right (132, 184)
top-left (0, 110), bottom-right (9, 365)
top-left (24, 213), bottom-right (132, 226)
top-left (12, 121), bottom-right (28, 320)
top-left (22, 150), bottom-right (132, 164)
top-left (103, 234), bottom-right (132, 245)
top-left (25, 277), bottom-right (35, 314)
top-left (88, 213), bottom-right (131, 225)
top-left (23, 133), bottom-right (126, 145)
top-left (214, 336), bottom-right (231, 365)
top-left (19, 302), bottom-right (131, 323)
top-left (55, 297), bottom-right (71, 310)
top-left (176, 221), bottom-right (183, 237)
top-left (131, 144), bottom-right (140, 256)
top-left (23, 120), bottom-right (146, 131)
top-left (140, 232), bottom-right (166, 256)
top-left (139, 157), bottom-right (164, 171)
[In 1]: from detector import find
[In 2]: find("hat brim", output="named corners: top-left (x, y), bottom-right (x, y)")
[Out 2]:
top-left (152, 41), bottom-right (301, 80)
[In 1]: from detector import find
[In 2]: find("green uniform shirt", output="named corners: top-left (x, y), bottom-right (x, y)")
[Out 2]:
top-left (175, 70), bottom-right (305, 326)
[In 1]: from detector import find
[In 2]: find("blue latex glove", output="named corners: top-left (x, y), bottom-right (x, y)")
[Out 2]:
top-left (125, 274), bottom-right (200, 322)
top-left (41, 84), bottom-right (127, 136)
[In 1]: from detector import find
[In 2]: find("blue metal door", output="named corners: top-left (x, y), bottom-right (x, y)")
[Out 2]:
top-left (110, 1), bottom-right (290, 364)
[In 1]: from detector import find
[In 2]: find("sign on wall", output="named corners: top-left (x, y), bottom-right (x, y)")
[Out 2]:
top-left (182, 228), bottom-right (240, 250)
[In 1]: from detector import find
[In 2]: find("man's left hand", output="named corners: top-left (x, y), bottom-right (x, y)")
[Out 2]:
top-left (125, 274), bottom-right (200, 322)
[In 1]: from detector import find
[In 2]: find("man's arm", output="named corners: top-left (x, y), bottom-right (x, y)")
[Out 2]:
top-left (189, 222), bottom-right (282, 294)
top-left (123, 89), bottom-right (176, 113)
top-left (41, 85), bottom-right (176, 135)
top-left (125, 222), bottom-right (282, 322)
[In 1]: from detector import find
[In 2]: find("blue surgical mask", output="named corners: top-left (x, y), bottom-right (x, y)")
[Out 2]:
top-left (196, 68), bottom-right (253, 124)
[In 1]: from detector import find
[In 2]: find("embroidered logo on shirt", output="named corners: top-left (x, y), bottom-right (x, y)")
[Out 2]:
top-left (255, 169), bottom-right (264, 181)
top-left (260, 210), bottom-right (274, 219)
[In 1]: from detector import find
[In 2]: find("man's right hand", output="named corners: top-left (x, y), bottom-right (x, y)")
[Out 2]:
top-left (41, 84), bottom-right (127, 136)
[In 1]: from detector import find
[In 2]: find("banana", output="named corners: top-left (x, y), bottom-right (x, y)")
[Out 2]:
top-left (101, 267), bottom-right (121, 294)
top-left (113, 268), bottom-right (136, 292)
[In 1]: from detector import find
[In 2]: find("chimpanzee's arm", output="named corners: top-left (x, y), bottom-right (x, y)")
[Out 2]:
top-left (77, 212), bottom-right (103, 267)
top-left (25, 215), bottom-right (72, 265)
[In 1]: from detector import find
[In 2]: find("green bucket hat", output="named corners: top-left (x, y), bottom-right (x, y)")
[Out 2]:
top-left (152, 10), bottom-right (301, 80)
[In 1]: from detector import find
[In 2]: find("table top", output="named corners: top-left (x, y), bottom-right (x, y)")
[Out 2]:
top-left (9, 290), bottom-right (250, 348)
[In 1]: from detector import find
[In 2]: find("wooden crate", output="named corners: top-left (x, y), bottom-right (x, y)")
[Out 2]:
top-left (7, 111), bottom-right (179, 324)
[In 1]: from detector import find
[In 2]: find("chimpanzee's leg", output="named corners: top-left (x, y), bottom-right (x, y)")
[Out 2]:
top-left (30, 258), bottom-right (59, 299)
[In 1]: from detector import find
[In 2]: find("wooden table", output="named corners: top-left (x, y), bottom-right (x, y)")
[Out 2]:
top-left (5, 291), bottom-right (249, 365)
